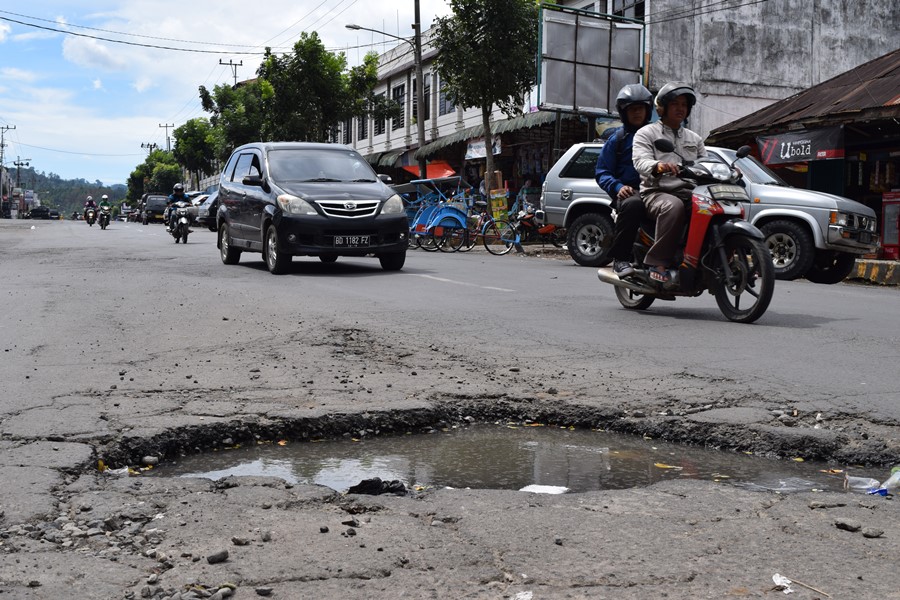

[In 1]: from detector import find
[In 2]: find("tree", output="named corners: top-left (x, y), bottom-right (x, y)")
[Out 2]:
top-left (173, 118), bottom-right (215, 189)
top-left (432, 0), bottom-right (539, 189)
top-left (345, 52), bottom-right (402, 132)
top-left (257, 32), bottom-right (346, 142)
top-left (126, 149), bottom-right (180, 200)
top-left (199, 80), bottom-right (267, 162)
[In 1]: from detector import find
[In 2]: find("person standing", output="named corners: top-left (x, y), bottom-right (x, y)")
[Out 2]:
top-left (595, 83), bottom-right (653, 277)
top-left (632, 82), bottom-right (706, 283)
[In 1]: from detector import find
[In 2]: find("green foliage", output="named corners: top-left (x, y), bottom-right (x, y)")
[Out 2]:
top-left (346, 52), bottom-right (402, 124)
top-left (127, 149), bottom-right (180, 200)
top-left (199, 81), bottom-right (266, 162)
top-left (257, 33), bottom-right (347, 141)
top-left (173, 118), bottom-right (215, 183)
top-left (3, 166), bottom-right (126, 217)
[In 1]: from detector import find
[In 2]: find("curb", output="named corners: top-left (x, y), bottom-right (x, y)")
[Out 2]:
top-left (851, 259), bottom-right (900, 286)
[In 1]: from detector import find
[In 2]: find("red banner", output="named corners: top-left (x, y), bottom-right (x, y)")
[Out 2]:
top-left (757, 126), bottom-right (844, 165)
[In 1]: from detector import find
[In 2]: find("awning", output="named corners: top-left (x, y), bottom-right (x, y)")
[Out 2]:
top-left (363, 152), bottom-right (383, 165)
top-left (378, 149), bottom-right (405, 167)
top-left (415, 110), bottom-right (579, 160)
top-left (401, 160), bottom-right (457, 179)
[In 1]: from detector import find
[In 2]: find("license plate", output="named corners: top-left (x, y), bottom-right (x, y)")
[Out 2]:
top-left (334, 235), bottom-right (370, 247)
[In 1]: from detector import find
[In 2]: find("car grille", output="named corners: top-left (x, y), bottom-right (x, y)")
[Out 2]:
top-left (850, 213), bottom-right (876, 232)
top-left (316, 200), bottom-right (380, 218)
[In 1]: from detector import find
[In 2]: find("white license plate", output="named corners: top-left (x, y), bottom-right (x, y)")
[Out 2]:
top-left (334, 235), bottom-right (370, 247)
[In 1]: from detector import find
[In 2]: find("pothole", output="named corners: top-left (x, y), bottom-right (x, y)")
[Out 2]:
top-left (145, 422), bottom-right (886, 495)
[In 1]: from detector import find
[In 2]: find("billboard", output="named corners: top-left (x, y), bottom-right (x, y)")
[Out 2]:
top-left (757, 127), bottom-right (845, 165)
top-left (538, 6), bottom-right (644, 115)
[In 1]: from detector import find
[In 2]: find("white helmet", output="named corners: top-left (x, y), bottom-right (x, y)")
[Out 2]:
top-left (101, 195), bottom-right (109, 200)
top-left (87, 196), bottom-right (93, 201)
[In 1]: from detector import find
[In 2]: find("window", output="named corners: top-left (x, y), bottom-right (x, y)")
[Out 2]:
top-left (560, 148), bottom-right (603, 179)
top-left (342, 118), bottom-right (351, 145)
top-left (392, 84), bottom-right (405, 130)
top-left (374, 92), bottom-right (386, 136)
top-left (413, 77), bottom-right (431, 123)
top-left (358, 113), bottom-right (368, 142)
top-left (232, 153), bottom-right (261, 181)
top-left (438, 79), bottom-right (455, 116)
top-left (612, 0), bottom-right (644, 20)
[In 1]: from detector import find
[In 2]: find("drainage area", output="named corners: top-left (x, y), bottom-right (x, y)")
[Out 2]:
top-left (148, 423), bottom-right (883, 494)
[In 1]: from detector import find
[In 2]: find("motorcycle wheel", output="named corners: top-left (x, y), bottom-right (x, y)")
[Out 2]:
top-left (549, 229), bottom-right (566, 248)
top-left (614, 286), bottom-right (655, 310)
top-left (181, 232), bottom-right (189, 244)
top-left (713, 235), bottom-right (775, 324)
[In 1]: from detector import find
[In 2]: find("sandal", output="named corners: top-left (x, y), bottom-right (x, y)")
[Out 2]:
top-left (647, 265), bottom-right (671, 283)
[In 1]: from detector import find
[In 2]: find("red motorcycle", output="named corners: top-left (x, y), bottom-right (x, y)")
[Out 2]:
top-left (597, 141), bottom-right (774, 323)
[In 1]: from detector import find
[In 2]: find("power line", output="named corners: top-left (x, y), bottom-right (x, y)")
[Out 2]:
top-left (644, 0), bottom-right (771, 25)
top-left (15, 141), bottom-right (144, 157)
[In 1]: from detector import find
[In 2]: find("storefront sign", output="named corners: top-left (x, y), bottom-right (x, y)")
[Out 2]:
top-left (465, 137), bottom-right (502, 160)
top-left (757, 127), bottom-right (844, 165)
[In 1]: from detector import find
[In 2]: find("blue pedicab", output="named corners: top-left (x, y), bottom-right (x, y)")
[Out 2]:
top-left (394, 176), bottom-right (474, 251)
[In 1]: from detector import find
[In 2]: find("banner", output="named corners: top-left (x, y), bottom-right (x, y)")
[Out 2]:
top-left (757, 126), bottom-right (844, 165)
top-left (465, 137), bottom-right (502, 160)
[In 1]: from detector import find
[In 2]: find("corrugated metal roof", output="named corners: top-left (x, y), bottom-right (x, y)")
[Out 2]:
top-left (708, 48), bottom-right (900, 144)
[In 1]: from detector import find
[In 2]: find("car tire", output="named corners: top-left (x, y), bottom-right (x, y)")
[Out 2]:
top-left (567, 213), bottom-right (614, 267)
top-left (219, 223), bottom-right (241, 265)
top-left (804, 251), bottom-right (857, 284)
top-left (265, 224), bottom-right (291, 274)
top-left (759, 219), bottom-right (815, 280)
top-left (319, 255), bottom-right (338, 263)
top-left (378, 252), bottom-right (406, 271)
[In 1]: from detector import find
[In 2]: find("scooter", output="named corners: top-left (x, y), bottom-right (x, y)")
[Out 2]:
top-left (85, 207), bottom-right (97, 226)
top-left (168, 200), bottom-right (192, 244)
top-left (597, 141), bottom-right (774, 323)
top-left (98, 206), bottom-right (111, 230)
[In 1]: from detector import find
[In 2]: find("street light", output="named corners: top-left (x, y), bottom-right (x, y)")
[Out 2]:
top-left (347, 10), bottom-right (427, 179)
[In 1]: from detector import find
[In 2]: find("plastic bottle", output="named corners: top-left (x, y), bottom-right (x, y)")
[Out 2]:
top-left (867, 467), bottom-right (900, 496)
top-left (845, 475), bottom-right (880, 492)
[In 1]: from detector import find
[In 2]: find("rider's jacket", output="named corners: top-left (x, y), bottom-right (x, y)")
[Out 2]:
top-left (632, 120), bottom-right (706, 196)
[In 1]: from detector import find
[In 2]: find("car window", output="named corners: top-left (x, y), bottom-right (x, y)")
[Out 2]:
top-left (222, 152), bottom-right (241, 183)
top-left (232, 153), bottom-right (258, 181)
top-left (560, 148), bottom-right (603, 179)
top-left (268, 149), bottom-right (376, 182)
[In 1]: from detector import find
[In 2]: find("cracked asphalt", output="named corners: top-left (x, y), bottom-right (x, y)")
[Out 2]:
top-left (1, 220), bottom-right (898, 599)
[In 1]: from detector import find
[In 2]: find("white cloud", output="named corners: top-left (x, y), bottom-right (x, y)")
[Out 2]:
top-left (0, 67), bottom-right (40, 83)
top-left (0, 22), bottom-right (10, 42)
top-left (62, 36), bottom-right (128, 70)
top-left (93, 78), bottom-right (103, 90)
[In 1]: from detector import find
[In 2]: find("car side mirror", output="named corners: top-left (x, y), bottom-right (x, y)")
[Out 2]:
top-left (377, 174), bottom-right (393, 184)
top-left (243, 175), bottom-right (264, 187)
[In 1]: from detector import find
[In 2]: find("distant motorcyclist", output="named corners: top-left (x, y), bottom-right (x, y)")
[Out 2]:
top-left (98, 195), bottom-right (111, 210)
top-left (165, 184), bottom-right (189, 231)
top-left (83, 195), bottom-right (97, 219)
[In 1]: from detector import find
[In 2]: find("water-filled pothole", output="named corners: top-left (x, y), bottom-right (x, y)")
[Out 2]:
top-left (147, 423), bottom-right (885, 494)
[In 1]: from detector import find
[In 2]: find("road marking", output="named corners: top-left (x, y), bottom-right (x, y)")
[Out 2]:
top-left (415, 274), bottom-right (515, 292)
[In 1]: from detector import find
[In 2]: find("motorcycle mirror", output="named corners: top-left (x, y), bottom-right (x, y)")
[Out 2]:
top-left (653, 139), bottom-right (675, 153)
top-left (736, 145), bottom-right (752, 158)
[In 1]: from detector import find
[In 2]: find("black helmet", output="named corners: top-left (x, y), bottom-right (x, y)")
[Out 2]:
top-left (173, 183), bottom-right (184, 193)
top-left (655, 82), bottom-right (697, 117)
top-left (615, 83), bottom-right (653, 125)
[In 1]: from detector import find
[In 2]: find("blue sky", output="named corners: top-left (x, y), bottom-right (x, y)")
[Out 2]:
top-left (0, 1), bottom-right (452, 187)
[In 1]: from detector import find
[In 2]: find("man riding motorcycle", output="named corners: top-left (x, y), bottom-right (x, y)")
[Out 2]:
top-left (165, 184), bottom-right (190, 232)
top-left (83, 195), bottom-right (97, 220)
top-left (98, 195), bottom-right (111, 210)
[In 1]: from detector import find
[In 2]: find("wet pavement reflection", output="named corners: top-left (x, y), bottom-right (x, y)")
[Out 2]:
top-left (148, 423), bottom-right (886, 494)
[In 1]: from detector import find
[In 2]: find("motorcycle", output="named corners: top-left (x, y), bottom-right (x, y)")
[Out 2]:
top-left (84, 207), bottom-right (97, 226)
top-left (511, 204), bottom-right (565, 249)
top-left (168, 200), bottom-right (192, 244)
top-left (98, 206), bottom-right (111, 230)
top-left (597, 140), bottom-right (774, 323)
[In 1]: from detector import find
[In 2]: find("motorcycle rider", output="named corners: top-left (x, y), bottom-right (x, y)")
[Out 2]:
top-left (165, 183), bottom-right (189, 232)
top-left (632, 82), bottom-right (707, 283)
top-left (595, 83), bottom-right (653, 277)
top-left (98, 194), bottom-right (111, 210)
top-left (83, 195), bottom-right (97, 220)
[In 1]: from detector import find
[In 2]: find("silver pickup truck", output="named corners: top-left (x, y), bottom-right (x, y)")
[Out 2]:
top-left (539, 142), bottom-right (878, 283)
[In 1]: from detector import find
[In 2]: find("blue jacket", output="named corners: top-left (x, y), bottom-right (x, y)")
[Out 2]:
top-left (594, 127), bottom-right (641, 200)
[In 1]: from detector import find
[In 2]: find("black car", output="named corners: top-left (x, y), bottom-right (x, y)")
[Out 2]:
top-left (216, 142), bottom-right (408, 274)
top-left (48, 209), bottom-right (60, 220)
top-left (141, 194), bottom-right (169, 224)
top-left (27, 206), bottom-right (52, 219)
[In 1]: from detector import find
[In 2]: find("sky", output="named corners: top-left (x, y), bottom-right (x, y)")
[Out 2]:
top-left (0, 1), bottom-right (454, 187)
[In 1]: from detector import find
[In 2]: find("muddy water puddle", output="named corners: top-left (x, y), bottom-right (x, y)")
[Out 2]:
top-left (148, 424), bottom-right (885, 494)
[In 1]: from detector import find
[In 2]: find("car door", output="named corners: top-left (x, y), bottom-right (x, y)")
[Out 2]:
top-left (221, 151), bottom-right (256, 240)
top-left (240, 152), bottom-right (268, 245)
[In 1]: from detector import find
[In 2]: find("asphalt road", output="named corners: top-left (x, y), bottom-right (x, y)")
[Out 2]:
top-left (1, 218), bottom-right (899, 599)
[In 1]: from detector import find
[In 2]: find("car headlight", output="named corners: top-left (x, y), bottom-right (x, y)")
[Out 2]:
top-left (277, 194), bottom-right (317, 215)
top-left (830, 211), bottom-right (850, 227)
top-left (381, 194), bottom-right (404, 214)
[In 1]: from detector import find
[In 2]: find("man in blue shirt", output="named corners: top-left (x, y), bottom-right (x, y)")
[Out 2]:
top-left (595, 84), bottom-right (653, 276)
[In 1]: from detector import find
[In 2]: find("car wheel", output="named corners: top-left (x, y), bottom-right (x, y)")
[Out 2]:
top-left (759, 220), bottom-right (815, 280)
top-left (567, 213), bottom-right (614, 267)
top-left (804, 251), bottom-right (857, 284)
top-left (378, 252), bottom-right (406, 271)
top-left (219, 223), bottom-right (241, 265)
top-left (319, 255), bottom-right (338, 263)
top-left (265, 225), bottom-right (291, 274)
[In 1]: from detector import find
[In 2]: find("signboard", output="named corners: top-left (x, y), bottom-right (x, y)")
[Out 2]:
top-left (465, 137), bottom-right (502, 160)
top-left (757, 127), bottom-right (844, 165)
top-left (538, 6), bottom-right (644, 114)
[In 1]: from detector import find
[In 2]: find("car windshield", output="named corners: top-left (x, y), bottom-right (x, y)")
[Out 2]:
top-left (713, 149), bottom-right (788, 186)
top-left (146, 197), bottom-right (168, 208)
top-left (267, 148), bottom-right (377, 183)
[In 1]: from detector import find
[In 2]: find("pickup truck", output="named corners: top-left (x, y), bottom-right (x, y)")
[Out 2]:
top-left (539, 142), bottom-right (878, 283)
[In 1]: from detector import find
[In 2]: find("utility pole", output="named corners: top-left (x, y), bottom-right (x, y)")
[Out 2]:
top-left (0, 125), bottom-right (13, 216)
top-left (219, 59), bottom-right (243, 86)
top-left (159, 123), bottom-right (174, 152)
top-left (14, 156), bottom-right (30, 188)
top-left (141, 142), bottom-right (159, 153)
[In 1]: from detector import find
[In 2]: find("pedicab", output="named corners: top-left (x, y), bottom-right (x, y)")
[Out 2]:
top-left (392, 176), bottom-right (474, 251)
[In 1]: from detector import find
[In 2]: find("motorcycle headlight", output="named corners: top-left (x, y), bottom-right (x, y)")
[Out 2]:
top-left (381, 194), bottom-right (404, 215)
top-left (277, 194), bottom-right (317, 215)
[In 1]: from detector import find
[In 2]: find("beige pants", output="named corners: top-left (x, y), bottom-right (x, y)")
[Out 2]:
top-left (643, 191), bottom-right (686, 268)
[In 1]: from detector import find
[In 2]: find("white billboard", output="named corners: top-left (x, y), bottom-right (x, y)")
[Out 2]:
top-left (538, 7), bottom-right (644, 115)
